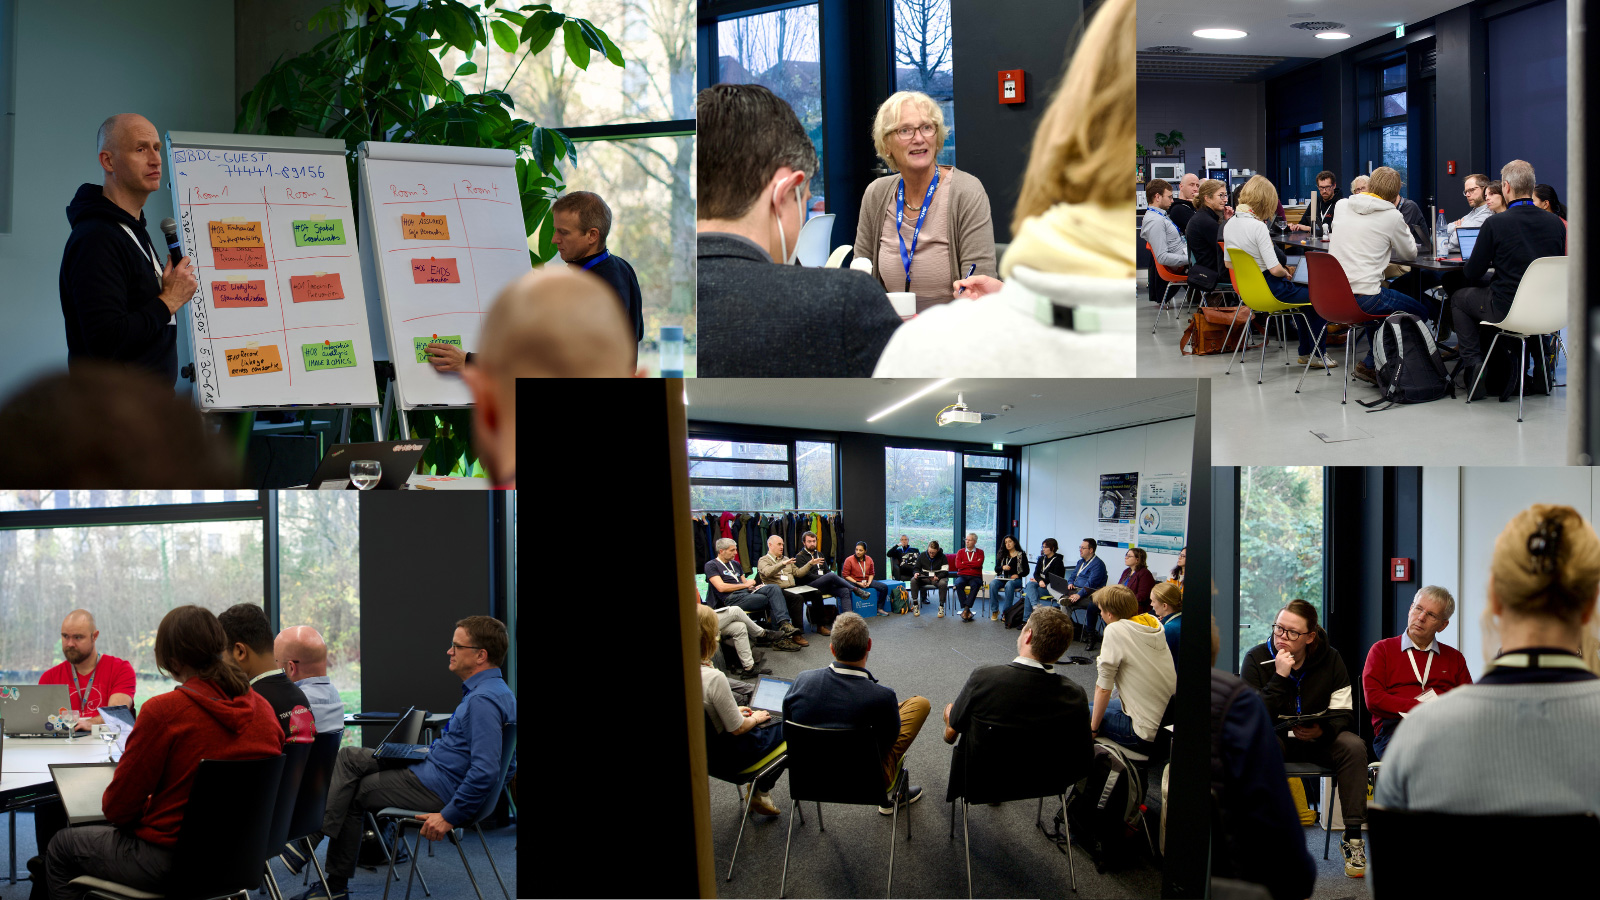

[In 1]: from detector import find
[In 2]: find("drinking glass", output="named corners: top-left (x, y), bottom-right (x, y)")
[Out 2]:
top-left (100, 723), bottom-right (119, 761)
top-left (350, 460), bottom-right (382, 490)
top-left (61, 710), bottom-right (80, 742)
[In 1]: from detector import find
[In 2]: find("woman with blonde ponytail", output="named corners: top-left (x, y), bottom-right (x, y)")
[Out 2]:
top-left (1375, 504), bottom-right (1600, 820)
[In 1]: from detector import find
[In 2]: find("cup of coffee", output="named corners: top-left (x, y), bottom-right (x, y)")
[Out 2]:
top-left (886, 292), bottom-right (916, 321)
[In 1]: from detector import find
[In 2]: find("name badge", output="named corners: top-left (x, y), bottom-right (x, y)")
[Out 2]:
top-left (1415, 689), bottom-right (1439, 703)
top-left (780, 575), bottom-right (791, 583)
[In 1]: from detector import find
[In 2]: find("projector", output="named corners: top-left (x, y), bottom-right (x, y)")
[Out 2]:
top-left (937, 408), bottom-right (983, 427)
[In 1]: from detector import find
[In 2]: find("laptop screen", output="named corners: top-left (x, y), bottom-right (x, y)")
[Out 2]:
top-left (1457, 227), bottom-right (1481, 260)
top-left (750, 677), bottom-right (792, 714)
top-left (50, 763), bottom-right (116, 824)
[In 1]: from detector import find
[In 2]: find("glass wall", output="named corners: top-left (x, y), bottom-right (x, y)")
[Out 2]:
top-left (278, 492), bottom-right (361, 745)
top-left (893, 0), bottom-right (955, 165)
top-left (963, 480), bottom-right (997, 551)
top-left (885, 447), bottom-right (955, 552)
top-left (1237, 466), bottom-right (1325, 669)
top-left (716, 5), bottom-right (826, 205)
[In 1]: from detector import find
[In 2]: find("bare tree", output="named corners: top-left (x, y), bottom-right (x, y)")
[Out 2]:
top-left (894, 0), bottom-right (952, 94)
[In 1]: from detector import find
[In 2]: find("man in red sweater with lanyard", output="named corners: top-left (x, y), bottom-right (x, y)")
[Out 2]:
top-left (1361, 585), bottom-right (1473, 758)
top-left (37, 609), bottom-right (136, 729)
top-left (948, 533), bottom-right (986, 622)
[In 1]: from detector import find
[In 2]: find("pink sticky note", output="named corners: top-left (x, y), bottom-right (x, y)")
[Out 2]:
top-left (289, 273), bottom-right (345, 303)
top-left (211, 280), bottom-right (269, 309)
top-left (410, 258), bottom-right (460, 284)
top-left (215, 247), bottom-right (268, 270)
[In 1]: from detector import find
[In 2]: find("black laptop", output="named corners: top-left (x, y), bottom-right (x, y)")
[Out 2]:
top-left (308, 440), bottom-right (430, 490)
top-left (372, 706), bottom-right (432, 761)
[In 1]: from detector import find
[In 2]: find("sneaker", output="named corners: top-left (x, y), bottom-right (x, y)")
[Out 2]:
top-left (912, 606), bottom-right (920, 617)
top-left (1298, 354), bottom-right (1338, 369)
top-left (734, 663), bottom-right (772, 678)
top-left (280, 842), bottom-right (310, 877)
top-left (1353, 362), bottom-right (1378, 385)
top-left (741, 786), bottom-right (782, 817)
top-left (1342, 838), bottom-right (1366, 878)
top-left (991, 610), bottom-right (999, 621)
top-left (854, 588), bottom-right (872, 598)
top-left (288, 887), bottom-right (347, 900)
top-left (937, 608), bottom-right (945, 618)
top-left (877, 609), bottom-right (890, 617)
top-left (778, 622), bottom-right (801, 637)
top-left (878, 785), bottom-right (924, 815)
top-left (769, 638), bottom-right (805, 652)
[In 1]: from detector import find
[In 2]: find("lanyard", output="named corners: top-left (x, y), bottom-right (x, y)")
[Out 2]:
top-left (580, 250), bottom-right (610, 270)
top-left (1405, 646), bottom-right (1434, 688)
top-left (1508, 198), bottom-right (1535, 209)
top-left (895, 171), bottom-right (940, 292)
top-left (69, 656), bottom-right (99, 713)
top-left (721, 559), bottom-right (740, 580)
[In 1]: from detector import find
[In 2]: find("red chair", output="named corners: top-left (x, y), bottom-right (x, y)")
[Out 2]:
top-left (1146, 242), bottom-right (1191, 332)
top-left (1293, 252), bottom-right (1387, 402)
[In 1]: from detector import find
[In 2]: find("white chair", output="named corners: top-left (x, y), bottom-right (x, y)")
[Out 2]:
top-left (1465, 255), bottom-right (1567, 422)
top-left (823, 245), bottom-right (853, 269)
top-left (792, 213), bottom-right (836, 267)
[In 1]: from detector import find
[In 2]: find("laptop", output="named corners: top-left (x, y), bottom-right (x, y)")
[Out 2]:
top-left (308, 440), bottom-right (431, 490)
top-left (750, 676), bottom-right (793, 727)
top-left (1287, 253), bottom-right (1310, 284)
top-left (1455, 226), bottom-right (1481, 261)
top-left (372, 706), bottom-right (432, 761)
top-left (49, 763), bottom-right (116, 825)
top-left (0, 684), bottom-right (72, 737)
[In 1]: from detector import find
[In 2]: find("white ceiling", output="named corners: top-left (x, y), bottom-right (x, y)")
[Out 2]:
top-left (683, 379), bottom-right (1198, 447)
top-left (1139, 0), bottom-right (1466, 60)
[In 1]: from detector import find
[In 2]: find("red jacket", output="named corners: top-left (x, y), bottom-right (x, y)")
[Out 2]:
top-left (102, 677), bottom-right (284, 846)
top-left (39, 654), bottom-right (137, 719)
top-left (951, 548), bottom-right (985, 577)
top-left (1361, 635), bottom-right (1473, 738)
top-left (1118, 567), bottom-right (1157, 613)
top-left (842, 555), bottom-right (875, 582)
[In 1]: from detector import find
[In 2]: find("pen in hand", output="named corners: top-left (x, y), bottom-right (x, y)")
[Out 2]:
top-left (955, 263), bottom-right (978, 294)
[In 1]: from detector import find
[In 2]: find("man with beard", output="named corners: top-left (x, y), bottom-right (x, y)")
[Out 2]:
top-left (38, 608), bottom-right (136, 729)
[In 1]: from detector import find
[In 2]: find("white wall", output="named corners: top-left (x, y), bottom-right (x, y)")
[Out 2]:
top-left (1425, 466), bottom-right (1600, 679)
top-left (1018, 418), bottom-right (1195, 581)
top-left (0, 2), bottom-right (236, 402)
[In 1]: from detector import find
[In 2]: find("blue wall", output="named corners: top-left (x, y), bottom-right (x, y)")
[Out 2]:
top-left (1487, 0), bottom-right (1566, 200)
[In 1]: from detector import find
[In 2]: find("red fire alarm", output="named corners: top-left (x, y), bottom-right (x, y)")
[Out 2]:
top-left (998, 69), bottom-right (1025, 104)
top-left (1447, 160), bottom-right (1456, 175)
top-left (1391, 558), bottom-right (1412, 582)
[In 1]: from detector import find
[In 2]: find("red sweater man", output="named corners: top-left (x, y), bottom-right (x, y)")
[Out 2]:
top-left (1361, 587), bottom-right (1472, 758)
top-left (950, 546), bottom-right (985, 578)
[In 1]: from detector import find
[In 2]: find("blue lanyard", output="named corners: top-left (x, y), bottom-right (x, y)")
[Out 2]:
top-left (580, 250), bottom-right (610, 270)
top-left (69, 657), bottom-right (98, 713)
top-left (1508, 198), bottom-right (1534, 208)
top-left (895, 171), bottom-right (940, 292)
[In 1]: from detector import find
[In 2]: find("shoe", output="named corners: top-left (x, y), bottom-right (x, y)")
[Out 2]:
top-left (778, 622), bottom-right (801, 637)
top-left (1454, 361), bottom-right (1486, 400)
top-left (789, 633), bottom-right (809, 647)
top-left (741, 787), bottom-right (781, 818)
top-left (817, 626), bottom-right (831, 636)
top-left (769, 638), bottom-right (805, 652)
top-left (962, 611), bottom-right (974, 622)
top-left (991, 610), bottom-right (999, 621)
top-left (1353, 362), bottom-right (1378, 385)
top-left (855, 588), bottom-right (872, 598)
top-left (1298, 354), bottom-right (1338, 369)
top-left (288, 887), bottom-right (347, 900)
top-left (1438, 343), bottom-right (1460, 361)
top-left (877, 609), bottom-right (890, 617)
top-left (938, 608), bottom-right (945, 618)
top-left (878, 785), bottom-right (924, 814)
top-left (912, 606), bottom-right (920, 617)
top-left (734, 663), bottom-right (772, 678)
top-left (1342, 837), bottom-right (1366, 878)
top-left (279, 842), bottom-right (310, 877)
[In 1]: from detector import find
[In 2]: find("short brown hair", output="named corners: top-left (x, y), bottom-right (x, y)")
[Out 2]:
top-left (1236, 174), bottom-right (1279, 221)
top-left (1025, 606), bottom-right (1073, 663)
top-left (1127, 547), bottom-right (1148, 570)
top-left (1151, 581), bottom-right (1182, 613)
top-left (1144, 179), bottom-right (1172, 204)
top-left (1279, 599), bottom-right (1319, 635)
top-left (1367, 167), bottom-right (1402, 203)
top-left (1095, 584), bottom-right (1138, 620)
top-left (697, 603), bottom-right (720, 662)
top-left (1315, 170), bottom-right (1336, 186)
top-left (154, 605), bottom-right (251, 698)
top-left (696, 83), bottom-right (817, 220)
top-left (1486, 180), bottom-right (1504, 199)
top-left (1465, 173), bottom-right (1489, 191)
top-left (455, 615), bottom-right (509, 668)
top-left (1196, 178), bottom-right (1225, 203)
top-left (551, 190), bottom-right (612, 245)
top-left (830, 612), bottom-right (871, 662)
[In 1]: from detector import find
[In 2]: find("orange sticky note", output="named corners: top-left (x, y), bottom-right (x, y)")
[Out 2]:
top-left (401, 214), bottom-right (450, 240)
top-left (289, 272), bottom-right (345, 303)
top-left (211, 279), bottom-right (268, 309)
top-left (214, 247), bottom-right (268, 269)
top-left (225, 344), bottom-right (283, 377)
top-left (410, 258), bottom-right (460, 284)
top-left (208, 221), bottom-right (264, 248)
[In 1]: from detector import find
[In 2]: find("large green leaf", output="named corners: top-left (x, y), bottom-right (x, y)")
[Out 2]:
top-left (597, 28), bottom-right (624, 68)
top-left (561, 20), bottom-right (590, 69)
top-left (575, 18), bottom-right (605, 52)
top-left (490, 19), bottom-right (519, 53)
top-left (454, 60), bottom-right (478, 76)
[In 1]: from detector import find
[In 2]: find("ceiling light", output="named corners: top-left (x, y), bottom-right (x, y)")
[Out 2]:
top-left (1315, 32), bottom-right (1351, 40)
top-left (866, 378), bottom-right (956, 422)
top-left (1193, 28), bottom-right (1247, 39)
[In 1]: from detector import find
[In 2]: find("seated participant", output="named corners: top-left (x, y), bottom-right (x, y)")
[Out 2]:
top-left (842, 541), bottom-right (893, 617)
top-left (1168, 173), bottom-right (1200, 233)
top-left (854, 90), bottom-right (996, 314)
top-left (275, 625), bottom-right (345, 735)
top-left (1140, 179), bottom-right (1188, 272)
top-left (1361, 585), bottom-right (1472, 759)
top-left (1089, 585), bottom-right (1176, 752)
top-left (706, 537), bottom-right (804, 643)
top-left (941, 607), bottom-right (1092, 778)
top-left (1533, 183), bottom-right (1567, 231)
top-left (1224, 174), bottom-right (1336, 369)
top-left (1394, 193), bottom-right (1429, 247)
top-left (1484, 180), bottom-right (1506, 213)
top-left (758, 534), bottom-right (858, 640)
top-left (1448, 173), bottom-right (1493, 252)
top-left (1289, 170), bottom-right (1341, 233)
top-left (1241, 600), bottom-right (1367, 879)
top-left (39, 608), bottom-right (134, 729)
top-left (1023, 537), bottom-right (1068, 617)
top-left (1448, 159), bottom-right (1567, 395)
top-left (1151, 581), bottom-right (1183, 665)
top-left (1184, 179), bottom-right (1232, 275)
top-left (1376, 504), bottom-right (1600, 821)
top-left (1117, 547), bottom-right (1156, 615)
top-left (1064, 538), bottom-right (1109, 645)
top-left (987, 535), bottom-right (1030, 621)
top-left (909, 540), bottom-right (950, 615)
top-left (45, 606), bottom-right (282, 898)
top-left (949, 532), bottom-right (986, 622)
top-left (794, 531), bottom-right (872, 633)
top-left (1168, 546), bottom-right (1186, 588)
top-left (696, 83), bottom-right (901, 377)
top-left (783, 613), bottom-right (931, 813)
top-left (698, 605), bottom-right (786, 817)
top-left (219, 603), bottom-right (315, 744)
top-left (284, 617), bottom-right (516, 900)
top-left (1327, 165), bottom-right (1433, 384)
top-left (886, 534), bottom-right (920, 581)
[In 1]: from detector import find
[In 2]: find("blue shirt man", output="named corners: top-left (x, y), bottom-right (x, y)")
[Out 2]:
top-left (412, 666), bottom-right (517, 825)
top-left (1064, 538), bottom-right (1108, 604)
top-left (275, 625), bottom-right (346, 734)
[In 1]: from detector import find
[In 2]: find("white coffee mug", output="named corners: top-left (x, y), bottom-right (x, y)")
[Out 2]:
top-left (886, 292), bottom-right (916, 320)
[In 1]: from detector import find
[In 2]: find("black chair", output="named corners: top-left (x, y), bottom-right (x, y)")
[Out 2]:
top-left (275, 730), bottom-right (344, 899)
top-left (373, 721), bottom-right (517, 900)
top-left (704, 715), bottom-right (789, 882)
top-left (779, 720), bottom-right (912, 899)
top-left (72, 754), bottom-right (286, 900)
top-left (260, 741), bottom-right (313, 900)
top-left (365, 710), bottom-right (433, 891)
top-left (1367, 806), bottom-right (1599, 895)
top-left (948, 717), bottom-right (1087, 896)
top-left (1281, 762), bottom-right (1337, 860)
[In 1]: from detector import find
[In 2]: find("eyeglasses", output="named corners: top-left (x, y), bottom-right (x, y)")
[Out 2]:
top-left (1463, 188), bottom-right (1481, 196)
top-left (450, 642), bottom-right (485, 653)
top-left (1410, 605), bottom-right (1442, 623)
top-left (1271, 623), bottom-right (1307, 640)
top-left (893, 123), bottom-right (936, 140)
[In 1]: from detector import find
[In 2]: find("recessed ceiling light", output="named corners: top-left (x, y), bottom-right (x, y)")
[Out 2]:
top-left (1315, 32), bottom-right (1351, 40)
top-left (1193, 28), bottom-right (1247, 39)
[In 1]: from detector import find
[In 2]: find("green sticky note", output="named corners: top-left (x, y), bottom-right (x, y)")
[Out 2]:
top-left (302, 340), bottom-right (358, 371)
top-left (292, 219), bottom-right (346, 247)
top-left (415, 335), bottom-right (463, 364)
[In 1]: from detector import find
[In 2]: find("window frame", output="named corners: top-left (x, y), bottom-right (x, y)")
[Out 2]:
top-left (687, 427), bottom-right (838, 512)
top-left (1365, 53), bottom-right (1410, 182)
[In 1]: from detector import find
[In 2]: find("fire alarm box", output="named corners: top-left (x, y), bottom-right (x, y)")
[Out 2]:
top-left (1447, 160), bottom-right (1456, 175)
top-left (1391, 557), bottom-right (1412, 581)
top-left (999, 69), bottom-right (1025, 104)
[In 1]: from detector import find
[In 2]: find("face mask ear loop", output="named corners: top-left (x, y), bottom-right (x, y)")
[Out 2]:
top-left (773, 181), bottom-right (788, 265)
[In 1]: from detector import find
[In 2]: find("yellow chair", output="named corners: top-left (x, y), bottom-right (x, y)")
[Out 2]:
top-left (1223, 247), bottom-right (1331, 385)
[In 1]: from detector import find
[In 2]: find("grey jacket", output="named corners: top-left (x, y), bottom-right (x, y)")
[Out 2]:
top-left (696, 233), bottom-right (901, 377)
top-left (854, 166), bottom-right (997, 290)
top-left (1139, 208), bottom-right (1188, 269)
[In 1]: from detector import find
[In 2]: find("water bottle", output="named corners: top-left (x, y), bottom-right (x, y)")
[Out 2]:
top-left (659, 326), bottom-right (684, 378)
top-left (1435, 209), bottom-right (1448, 256)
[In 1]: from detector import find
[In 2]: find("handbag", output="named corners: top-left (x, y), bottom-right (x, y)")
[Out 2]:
top-left (1181, 306), bottom-right (1253, 356)
top-left (1186, 263), bottom-right (1219, 291)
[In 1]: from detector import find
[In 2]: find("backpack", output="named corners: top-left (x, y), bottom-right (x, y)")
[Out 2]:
top-left (1003, 600), bottom-right (1026, 629)
top-left (1359, 312), bottom-right (1455, 410)
top-left (1061, 741), bottom-right (1149, 871)
top-left (890, 585), bottom-right (909, 614)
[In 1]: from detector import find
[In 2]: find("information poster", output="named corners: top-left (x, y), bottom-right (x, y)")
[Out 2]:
top-left (1138, 473), bottom-right (1190, 552)
top-left (1097, 472), bottom-right (1139, 547)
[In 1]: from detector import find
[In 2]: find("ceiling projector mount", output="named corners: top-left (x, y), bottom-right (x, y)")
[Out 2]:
top-left (936, 393), bottom-right (996, 427)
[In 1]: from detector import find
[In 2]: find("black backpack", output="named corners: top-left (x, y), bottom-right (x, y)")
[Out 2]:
top-left (1060, 741), bottom-right (1149, 871)
top-left (1003, 600), bottom-right (1026, 629)
top-left (1359, 312), bottom-right (1455, 410)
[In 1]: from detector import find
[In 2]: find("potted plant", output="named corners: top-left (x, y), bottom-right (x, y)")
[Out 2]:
top-left (1154, 130), bottom-right (1184, 156)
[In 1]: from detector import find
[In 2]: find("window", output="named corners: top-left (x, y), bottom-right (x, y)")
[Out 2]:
top-left (893, 0), bottom-right (955, 166)
top-left (796, 441), bottom-right (835, 510)
top-left (0, 491), bottom-right (258, 513)
top-left (688, 437), bottom-right (837, 513)
top-left (716, 5), bottom-right (826, 203)
top-left (885, 447), bottom-right (956, 552)
top-left (1370, 57), bottom-right (1408, 187)
top-left (278, 492), bottom-right (362, 746)
top-left (963, 454), bottom-right (1010, 470)
top-left (1237, 466), bottom-right (1325, 669)
top-left (963, 481), bottom-right (997, 550)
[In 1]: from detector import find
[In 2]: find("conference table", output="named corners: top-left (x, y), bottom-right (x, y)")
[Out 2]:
top-left (1, 734), bottom-right (113, 884)
top-left (1271, 232), bottom-right (1466, 332)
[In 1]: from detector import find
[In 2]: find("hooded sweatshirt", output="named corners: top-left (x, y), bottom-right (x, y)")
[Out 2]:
top-left (1240, 628), bottom-right (1355, 739)
top-left (60, 183), bottom-right (177, 383)
top-left (1327, 193), bottom-right (1417, 296)
top-left (1096, 612), bottom-right (1178, 741)
top-left (102, 676), bottom-right (283, 846)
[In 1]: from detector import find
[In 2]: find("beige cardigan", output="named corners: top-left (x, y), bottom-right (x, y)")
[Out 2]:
top-left (853, 166), bottom-right (998, 291)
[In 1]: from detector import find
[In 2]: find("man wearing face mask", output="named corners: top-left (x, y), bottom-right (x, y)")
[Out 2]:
top-left (695, 83), bottom-right (902, 377)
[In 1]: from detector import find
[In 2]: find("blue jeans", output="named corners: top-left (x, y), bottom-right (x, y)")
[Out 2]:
top-left (1099, 695), bottom-right (1154, 753)
top-left (859, 580), bottom-right (891, 610)
top-left (952, 575), bottom-right (982, 613)
top-left (1354, 287), bottom-right (1431, 367)
top-left (1263, 273), bottom-right (1329, 357)
top-left (989, 578), bottom-right (1023, 612)
top-left (709, 720), bottom-right (787, 791)
top-left (1023, 580), bottom-right (1058, 617)
top-left (1372, 719), bottom-right (1400, 760)
top-left (730, 584), bottom-right (790, 626)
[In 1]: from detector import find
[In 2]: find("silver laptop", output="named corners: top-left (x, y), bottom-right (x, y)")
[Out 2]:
top-left (49, 763), bottom-right (116, 824)
top-left (750, 676), bottom-right (794, 719)
top-left (0, 684), bottom-right (71, 736)
top-left (1456, 226), bottom-right (1481, 260)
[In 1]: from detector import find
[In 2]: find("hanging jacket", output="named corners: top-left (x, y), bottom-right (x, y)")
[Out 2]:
top-left (831, 515), bottom-right (844, 568)
top-left (691, 517), bottom-right (709, 569)
top-left (734, 513), bottom-right (752, 573)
